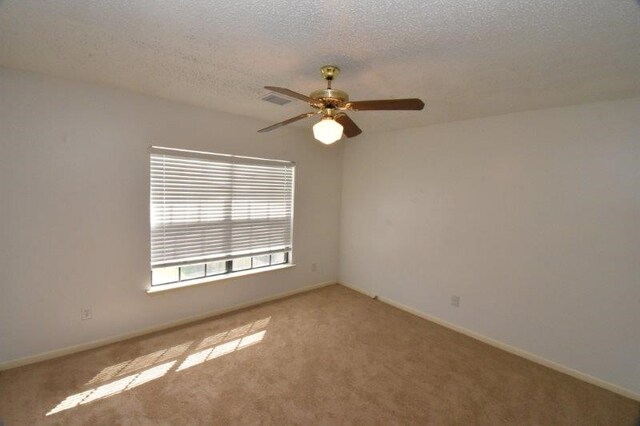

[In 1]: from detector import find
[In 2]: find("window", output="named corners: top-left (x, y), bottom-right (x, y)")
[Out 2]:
top-left (150, 147), bottom-right (294, 287)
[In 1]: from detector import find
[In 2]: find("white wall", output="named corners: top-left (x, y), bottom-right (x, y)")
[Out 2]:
top-left (340, 98), bottom-right (640, 395)
top-left (0, 67), bottom-right (342, 364)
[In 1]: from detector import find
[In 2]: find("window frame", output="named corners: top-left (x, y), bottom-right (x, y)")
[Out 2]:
top-left (148, 147), bottom-right (295, 291)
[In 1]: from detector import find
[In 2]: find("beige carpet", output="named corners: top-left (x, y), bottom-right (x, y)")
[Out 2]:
top-left (0, 284), bottom-right (638, 425)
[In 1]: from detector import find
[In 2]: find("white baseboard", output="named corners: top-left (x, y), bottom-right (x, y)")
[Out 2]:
top-left (0, 281), bottom-right (335, 371)
top-left (339, 282), bottom-right (640, 402)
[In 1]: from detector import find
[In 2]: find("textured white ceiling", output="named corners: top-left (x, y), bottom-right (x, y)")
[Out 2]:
top-left (1, 0), bottom-right (639, 133)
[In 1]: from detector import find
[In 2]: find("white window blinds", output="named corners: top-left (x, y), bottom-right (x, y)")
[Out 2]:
top-left (150, 147), bottom-right (294, 269)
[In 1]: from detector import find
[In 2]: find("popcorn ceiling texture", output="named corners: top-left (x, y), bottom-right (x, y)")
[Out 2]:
top-left (1, 0), bottom-right (639, 132)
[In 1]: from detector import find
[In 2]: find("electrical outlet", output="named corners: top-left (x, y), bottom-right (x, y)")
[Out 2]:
top-left (451, 295), bottom-right (460, 308)
top-left (81, 307), bottom-right (93, 320)
top-left (311, 263), bottom-right (317, 272)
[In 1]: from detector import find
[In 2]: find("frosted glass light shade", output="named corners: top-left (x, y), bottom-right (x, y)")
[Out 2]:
top-left (313, 118), bottom-right (343, 144)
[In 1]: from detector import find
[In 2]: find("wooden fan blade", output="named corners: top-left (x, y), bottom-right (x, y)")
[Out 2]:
top-left (335, 113), bottom-right (362, 138)
top-left (264, 86), bottom-right (319, 105)
top-left (346, 98), bottom-right (425, 111)
top-left (257, 112), bottom-right (317, 133)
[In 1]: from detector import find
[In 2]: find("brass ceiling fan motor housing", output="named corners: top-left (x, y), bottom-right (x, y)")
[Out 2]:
top-left (310, 88), bottom-right (349, 107)
top-left (311, 65), bottom-right (348, 109)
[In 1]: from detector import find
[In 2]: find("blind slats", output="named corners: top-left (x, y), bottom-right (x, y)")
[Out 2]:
top-left (150, 149), bottom-right (294, 268)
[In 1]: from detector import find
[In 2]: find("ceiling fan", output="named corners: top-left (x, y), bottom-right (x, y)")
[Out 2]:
top-left (258, 65), bottom-right (425, 144)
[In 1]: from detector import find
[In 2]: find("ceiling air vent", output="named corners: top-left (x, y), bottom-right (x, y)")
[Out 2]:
top-left (261, 93), bottom-right (293, 106)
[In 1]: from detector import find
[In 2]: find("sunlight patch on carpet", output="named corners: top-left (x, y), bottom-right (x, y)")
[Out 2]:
top-left (46, 317), bottom-right (270, 416)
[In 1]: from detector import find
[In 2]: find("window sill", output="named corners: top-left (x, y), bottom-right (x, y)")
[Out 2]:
top-left (146, 263), bottom-right (296, 294)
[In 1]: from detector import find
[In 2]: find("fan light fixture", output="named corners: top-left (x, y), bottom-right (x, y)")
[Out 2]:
top-left (258, 65), bottom-right (425, 142)
top-left (313, 117), bottom-right (343, 144)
